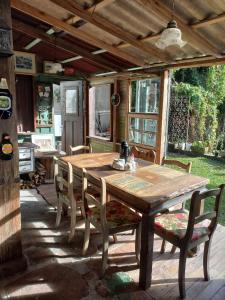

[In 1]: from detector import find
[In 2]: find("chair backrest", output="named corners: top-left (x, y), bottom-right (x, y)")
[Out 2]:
top-left (183, 184), bottom-right (225, 245)
top-left (162, 158), bottom-right (192, 173)
top-left (69, 145), bottom-right (92, 156)
top-left (82, 168), bottom-right (107, 228)
top-left (131, 146), bottom-right (156, 163)
top-left (54, 157), bottom-right (74, 203)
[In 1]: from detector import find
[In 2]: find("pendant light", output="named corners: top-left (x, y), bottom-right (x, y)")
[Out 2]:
top-left (155, 0), bottom-right (186, 50)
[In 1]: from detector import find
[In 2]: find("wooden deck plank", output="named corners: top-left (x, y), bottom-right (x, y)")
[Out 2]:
top-left (12, 189), bottom-right (225, 300)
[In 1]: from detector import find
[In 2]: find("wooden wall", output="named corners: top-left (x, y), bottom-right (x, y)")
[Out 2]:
top-left (0, 0), bottom-right (23, 265)
top-left (16, 75), bottom-right (34, 132)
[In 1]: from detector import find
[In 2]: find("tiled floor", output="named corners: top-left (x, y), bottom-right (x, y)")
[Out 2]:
top-left (0, 188), bottom-right (225, 299)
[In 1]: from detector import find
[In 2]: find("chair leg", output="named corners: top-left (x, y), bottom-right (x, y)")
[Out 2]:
top-left (56, 198), bottom-right (62, 227)
top-left (101, 232), bottom-right (109, 277)
top-left (80, 204), bottom-right (86, 219)
top-left (131, 229), bottom-right (135, 235)
top-left (68, 207), bottom-right (76, 242)
top-left (112, 234), bottom-right (117, 243)
top-left (82, 217), bottom-right (90, 256)
top-left (171, 245), bottom-right (177, 254)
top-left (179, 248), bottom-right (188, 299)
top-left (160, 239), bottom-right (166, 254)
top-left (135, 225), bottom-right (141, 264)
top-left (203, 239), bottom-right (212, 281)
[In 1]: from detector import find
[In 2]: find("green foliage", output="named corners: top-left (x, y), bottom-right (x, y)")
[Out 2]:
top-left (173, 65), bottom-right (225, 150)
top-left (190, 141), bottom-right (206, 155)
top-left (168, 154), bottom-right (225, 225)
top-left (174, 67), bottom-right (209, 88)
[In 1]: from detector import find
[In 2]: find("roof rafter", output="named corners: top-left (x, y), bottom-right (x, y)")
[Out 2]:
top-left (191, 12), bottom-right (225, 29)
top-left (23, 0), bottom-right (114, 51)
top-left (50, 0), bottom-right (171, 63)
top-left (136, 0), bottom-right (222, 58)
top-left (12, 18), bottom-right (123, 72)
top-left (66, 0), bottom-right (115, 25)
top-left (11, 0), bottom-right (146, 67)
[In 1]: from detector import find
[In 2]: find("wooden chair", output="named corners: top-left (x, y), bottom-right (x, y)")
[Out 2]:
top-left (54, 157), bottom-right (85, 242)
top-left (131, 146), bottom-right (156, 163)
top-left (154, 184), bottom-right (225, 299)
top-left (69, 145), bottom-right (92, 156)
top-left (82, 168), bottom-right (141, 276)
top-left (160, 158), bottom-right (192, 254)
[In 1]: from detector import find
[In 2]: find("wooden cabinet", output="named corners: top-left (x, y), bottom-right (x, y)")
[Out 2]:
top-left (18, 146), bottom-right (35, 174)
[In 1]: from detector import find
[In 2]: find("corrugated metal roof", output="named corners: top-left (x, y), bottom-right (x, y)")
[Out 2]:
top-left (11, 0), bottom-right (225, 75)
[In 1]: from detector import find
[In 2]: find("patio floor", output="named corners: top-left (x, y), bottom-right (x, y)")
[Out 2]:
top-left (0, 187), bottom-right (225, 300)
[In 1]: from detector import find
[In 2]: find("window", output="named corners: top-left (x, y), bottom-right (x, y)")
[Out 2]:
top-left (89, 84), bottom-right (111, 139)
top-left (128, 78), bottom-right (160, 148)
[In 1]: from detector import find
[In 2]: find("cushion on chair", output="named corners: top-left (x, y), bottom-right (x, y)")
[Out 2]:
top-left (87, 200), bottom-right (141, 228)
top-left (154, 212), bottom-right (210, 242)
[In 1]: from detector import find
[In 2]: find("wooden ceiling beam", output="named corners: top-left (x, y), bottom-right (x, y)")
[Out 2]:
top-left (66, 0), bottom-right (115, 25)
top-left (11, 0), bottom-right (146, 67)
top-left (191, 12), bottom-right (225, 29)
top-left (12, 18), bottom-right (123, 72)
top-left (50, 0), bottom-right (171, 63)
top-left (136, 0), bottom-right (222, 58)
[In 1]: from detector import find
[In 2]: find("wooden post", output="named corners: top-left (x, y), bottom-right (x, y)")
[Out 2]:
top-left (112, 79), bottom-right (118, 151)
top-left (157, 70), bottom-right (169, 164)
top-left (0, 0), bottom-right (24, 273)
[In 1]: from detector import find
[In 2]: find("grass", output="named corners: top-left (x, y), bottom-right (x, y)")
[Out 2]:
top-left (168, 153), bottom-right (225, 225)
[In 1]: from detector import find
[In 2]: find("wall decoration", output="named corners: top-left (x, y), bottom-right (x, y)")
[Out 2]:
top-left (111, 93), bottom-right (120, 106)
top-left (0, 19), bottom-right (13, 57)
top-left (15, 51), bottom-right (36, 75)
top-left (31, 134), bottom-right (55, 152)
top-left (0, 133), bottom-right (13, 160)
top-left (36, 83), bottom-right (53, 127)
top-left (43, 61), bottom-right (64, 74)
top-left (53, 83), bottom-right (61, 114)
top-left (0, 78), bottom-right (12, 119)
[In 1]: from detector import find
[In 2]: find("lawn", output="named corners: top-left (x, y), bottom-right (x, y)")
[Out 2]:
top-left (168, 153), bottom-right (225, 225)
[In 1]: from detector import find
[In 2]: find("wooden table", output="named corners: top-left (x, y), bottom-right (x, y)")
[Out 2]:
top-left (61, 152), bottom-right (209, 289)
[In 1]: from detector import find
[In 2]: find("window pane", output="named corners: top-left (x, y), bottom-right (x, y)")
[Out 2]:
top-left (89, 84), bottom-right (111, 139)
top-left (130, 78), bottom-right (160, 113)
top-left (142, 132), bottom-right (156, 147)
top-left (143, 119), bottom-right (157, 132)
top-left (129, 117), bottom-right (141, 131)
top-left (66, 89), bottom-right (77, 114)
top-left (129, 130), bottom-right (141, 144)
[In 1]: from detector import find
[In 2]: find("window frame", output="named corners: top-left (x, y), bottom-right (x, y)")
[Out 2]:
top-left (127, 77), bottom-right (161, 150)
top-left (88, 83), bottom-right (113, 141)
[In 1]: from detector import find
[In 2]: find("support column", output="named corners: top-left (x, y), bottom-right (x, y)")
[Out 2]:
top-left (0, 0), bottom-right (25, 275)
top-left (157, 70), bottom-right (169, 164)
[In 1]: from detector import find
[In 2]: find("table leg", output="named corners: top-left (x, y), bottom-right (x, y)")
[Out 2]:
top-left (139, 214), bottom-right (155, 290)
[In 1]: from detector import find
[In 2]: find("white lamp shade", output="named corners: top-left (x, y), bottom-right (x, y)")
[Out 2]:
top-left (155, 25), bottom-right (186, 49)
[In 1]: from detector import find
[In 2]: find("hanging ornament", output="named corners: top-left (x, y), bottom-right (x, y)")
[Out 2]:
top-left (0, 133), bottom-right (13, 160)
top-left (0, 78), bottom-right (13, 119)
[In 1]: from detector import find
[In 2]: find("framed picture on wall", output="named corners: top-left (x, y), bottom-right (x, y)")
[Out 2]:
top-left (14, 51), bottom-right (36, 75)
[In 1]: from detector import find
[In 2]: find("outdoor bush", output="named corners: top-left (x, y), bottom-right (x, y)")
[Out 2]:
top-left (190, 141), bottom-right (206, 155)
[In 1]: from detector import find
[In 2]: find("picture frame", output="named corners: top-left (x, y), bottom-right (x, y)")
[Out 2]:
top-left (31, 134), bottom-right (56, 152)
top-left (14, 51), bottom-right (36, 75)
